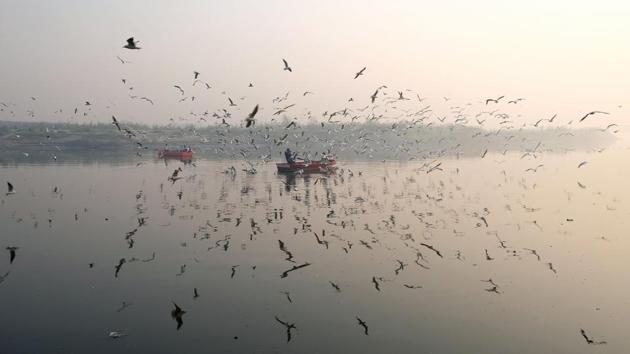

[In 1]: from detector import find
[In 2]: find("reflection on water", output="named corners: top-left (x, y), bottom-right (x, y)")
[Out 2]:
top-left (1, 150), bottom-right (629, 353)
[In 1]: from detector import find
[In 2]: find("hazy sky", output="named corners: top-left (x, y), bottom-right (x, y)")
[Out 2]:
top-left (0, 0), bottom-right (628, 127)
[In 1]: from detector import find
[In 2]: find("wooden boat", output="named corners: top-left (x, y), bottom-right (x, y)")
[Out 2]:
top-left (158, 149), bottom-right (193, 160)
top-left (276, 159), bottom-right (337, 173)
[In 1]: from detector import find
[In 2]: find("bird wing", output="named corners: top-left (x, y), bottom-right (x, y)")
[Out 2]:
top-left (282, 59), bottom-right (289, 67)
top-left (275, 316), bottom-right (289, 326)
top-left (248, 104), bottom-right (259, 119)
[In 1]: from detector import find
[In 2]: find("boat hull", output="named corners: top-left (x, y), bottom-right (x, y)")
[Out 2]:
top-left (276, 160), bottom-right (337, 173)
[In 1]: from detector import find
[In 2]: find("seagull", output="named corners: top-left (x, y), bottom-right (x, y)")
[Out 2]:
top-left (6, 182), bottom-right (15, 195)
top-left (485, 95), bottom-right (504, 105)
top-left (114, 258), bottom-right (126, 277)
top-left (123, 37), bottom-right (140, 50)
top-left (274, 316), bottom-right (296, 342)
top-left (174, 85), bottom-right (185, 96)
top-left (282, 59), bottom-right (292, 72)
top-left (245, 104), bottom-right (259, 128)
top-left (371, 276), bottom-right (381, 291)
top-left (6, 247), bottom-right (18, 264)
top-left (579, 111), bottom-right (609, 122)
top-left (578, 161), bottom-right (588, 168)
top-left (356, 317), bottom-right (369, 335)
top-left (354, 67), bottom-right (366, 79)
top-left (580, 328), bottom-right (606, 345)
top-left (193, 288), bottom-right (199, 299)
top-left (193, 71), bottom-right (200, 79)
top-left (228, 98), bottom-right (236, 106)
top-left (329, 281), bottom-right (341, 293)
top-left (171, 301), bottom-right (186, 330)
top-left (112, 116), bottom-right (121, 131)
top-left (370, 89), bottom-right (379, 103)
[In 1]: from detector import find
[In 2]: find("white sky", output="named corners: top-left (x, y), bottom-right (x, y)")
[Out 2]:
top-left (0, 0), bottom-right (628, 127)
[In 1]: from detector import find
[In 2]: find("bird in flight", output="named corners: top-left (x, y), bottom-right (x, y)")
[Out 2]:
top-left (123, 37), bottom-right (140, 50)
top-left (116, 56), bottom-right (129, 64)
top-left (174, 85), bottom-right (185, 96)
top-left (579, 111), bottom-right (609, 122)
top-left (274, 316), bottom-right (296, 342)
top-left (245, 104), bottom-right (259, 128)
top-left (6, 182), bottom-right (15, 195)
top-left (112, 116), bottom-right (121, 131)
top-left (354, 67), bottom-right (366, 79)
top-left (485, 95), bottom-right (504, 105)
top-left (282, 59), bottom-right (292, 72)
top-left (580, 328), bottom-right (606, 345)
top-left (6, 247), bottom-right (18, 264)
top-left (356, 317), bottom-right (369, 335)
top-left (171, 301), bottom-right (186, 330)
top-left (193, 71), bottom-right (200, 79)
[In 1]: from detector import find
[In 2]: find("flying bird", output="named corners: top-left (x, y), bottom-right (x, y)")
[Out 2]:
top-left (485, 95), bottom-right (504, 105)
top-left (6, 247), bottom-right (18, 264)
top-left (174, 85), bottom-right (185, 95)
top-left (356, 317), bottom-right (369, 335)
top-left (580, 329), bottom-right (606, 345)
top-left (171, 301), bottom-right (186, 330)
top-left (6, 182), bottom-right (15, 195)
top-left (193, 71), bottom-right (200, 79)
top-left (354, 67), bottom-right (366, 79)
top-left (245, 104), bottom-right (259, 128)
top-left (123, 37), bottom-right (140, 50)
top-left (111, 116), bottom-right (121, 131)
top-left (282, 59), bottom-right (292, 72)
top-left (579, 111), bottom-right (609, 122)
top-left (274, 316), bottom-right (296, 342)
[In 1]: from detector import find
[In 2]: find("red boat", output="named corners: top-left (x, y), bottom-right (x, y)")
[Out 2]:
top-left (276, 159), bottom-right (337, 173)
top-left (158, 148), bottom-right (193, 160)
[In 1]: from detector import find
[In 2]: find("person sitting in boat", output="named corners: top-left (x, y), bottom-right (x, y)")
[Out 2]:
top-left (285, 148), bottom-right (297, 164)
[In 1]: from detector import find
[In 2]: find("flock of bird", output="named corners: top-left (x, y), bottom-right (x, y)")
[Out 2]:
top-left (0, 35), bottom-right (623, 352)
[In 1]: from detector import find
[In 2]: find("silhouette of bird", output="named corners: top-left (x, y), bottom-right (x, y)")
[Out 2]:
top-left (485, 95), bottom-right (504, 105)
top-left (6, 182), bottom-right (15, 195)
top-left (6, 247), bottom-right (18, 264)
top-left (282, 59), bottom-right (292, 72)
top-left (171, 301), bottom-right (186, 330)
top-left (174, 85), bottom-right (185, 95)
top-left (579, 111), bottom-right (609, 122)
top-left (372, 276), bottom-right (381, 291)
top-left (245, 104), bottom-right (259, 128)
top-left (193, 71), bottom-right (200, 79)
top-left (111, 116), bottom-right (121, 131)
top-left (354, 67), bottom-right (366, 79)
top-left (114, 258), bottom-right (125, 277)
top-left (274, 316), bottom-right (296, 342)
top-left (123, 37), bottom-right (140, 49)
top-left (356, 317), bottom-right (369, 335)
top-left (580, 328), bottom-right (606, 345)
top-left (329, 281), bottom-right (341, 292)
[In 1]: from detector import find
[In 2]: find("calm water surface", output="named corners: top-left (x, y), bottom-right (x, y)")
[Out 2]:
top-left (1, 150), bottom-right (629, 353)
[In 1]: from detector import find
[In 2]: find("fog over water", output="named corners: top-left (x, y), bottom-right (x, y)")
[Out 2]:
top-left (1, 1), bottom-right (629, 353)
